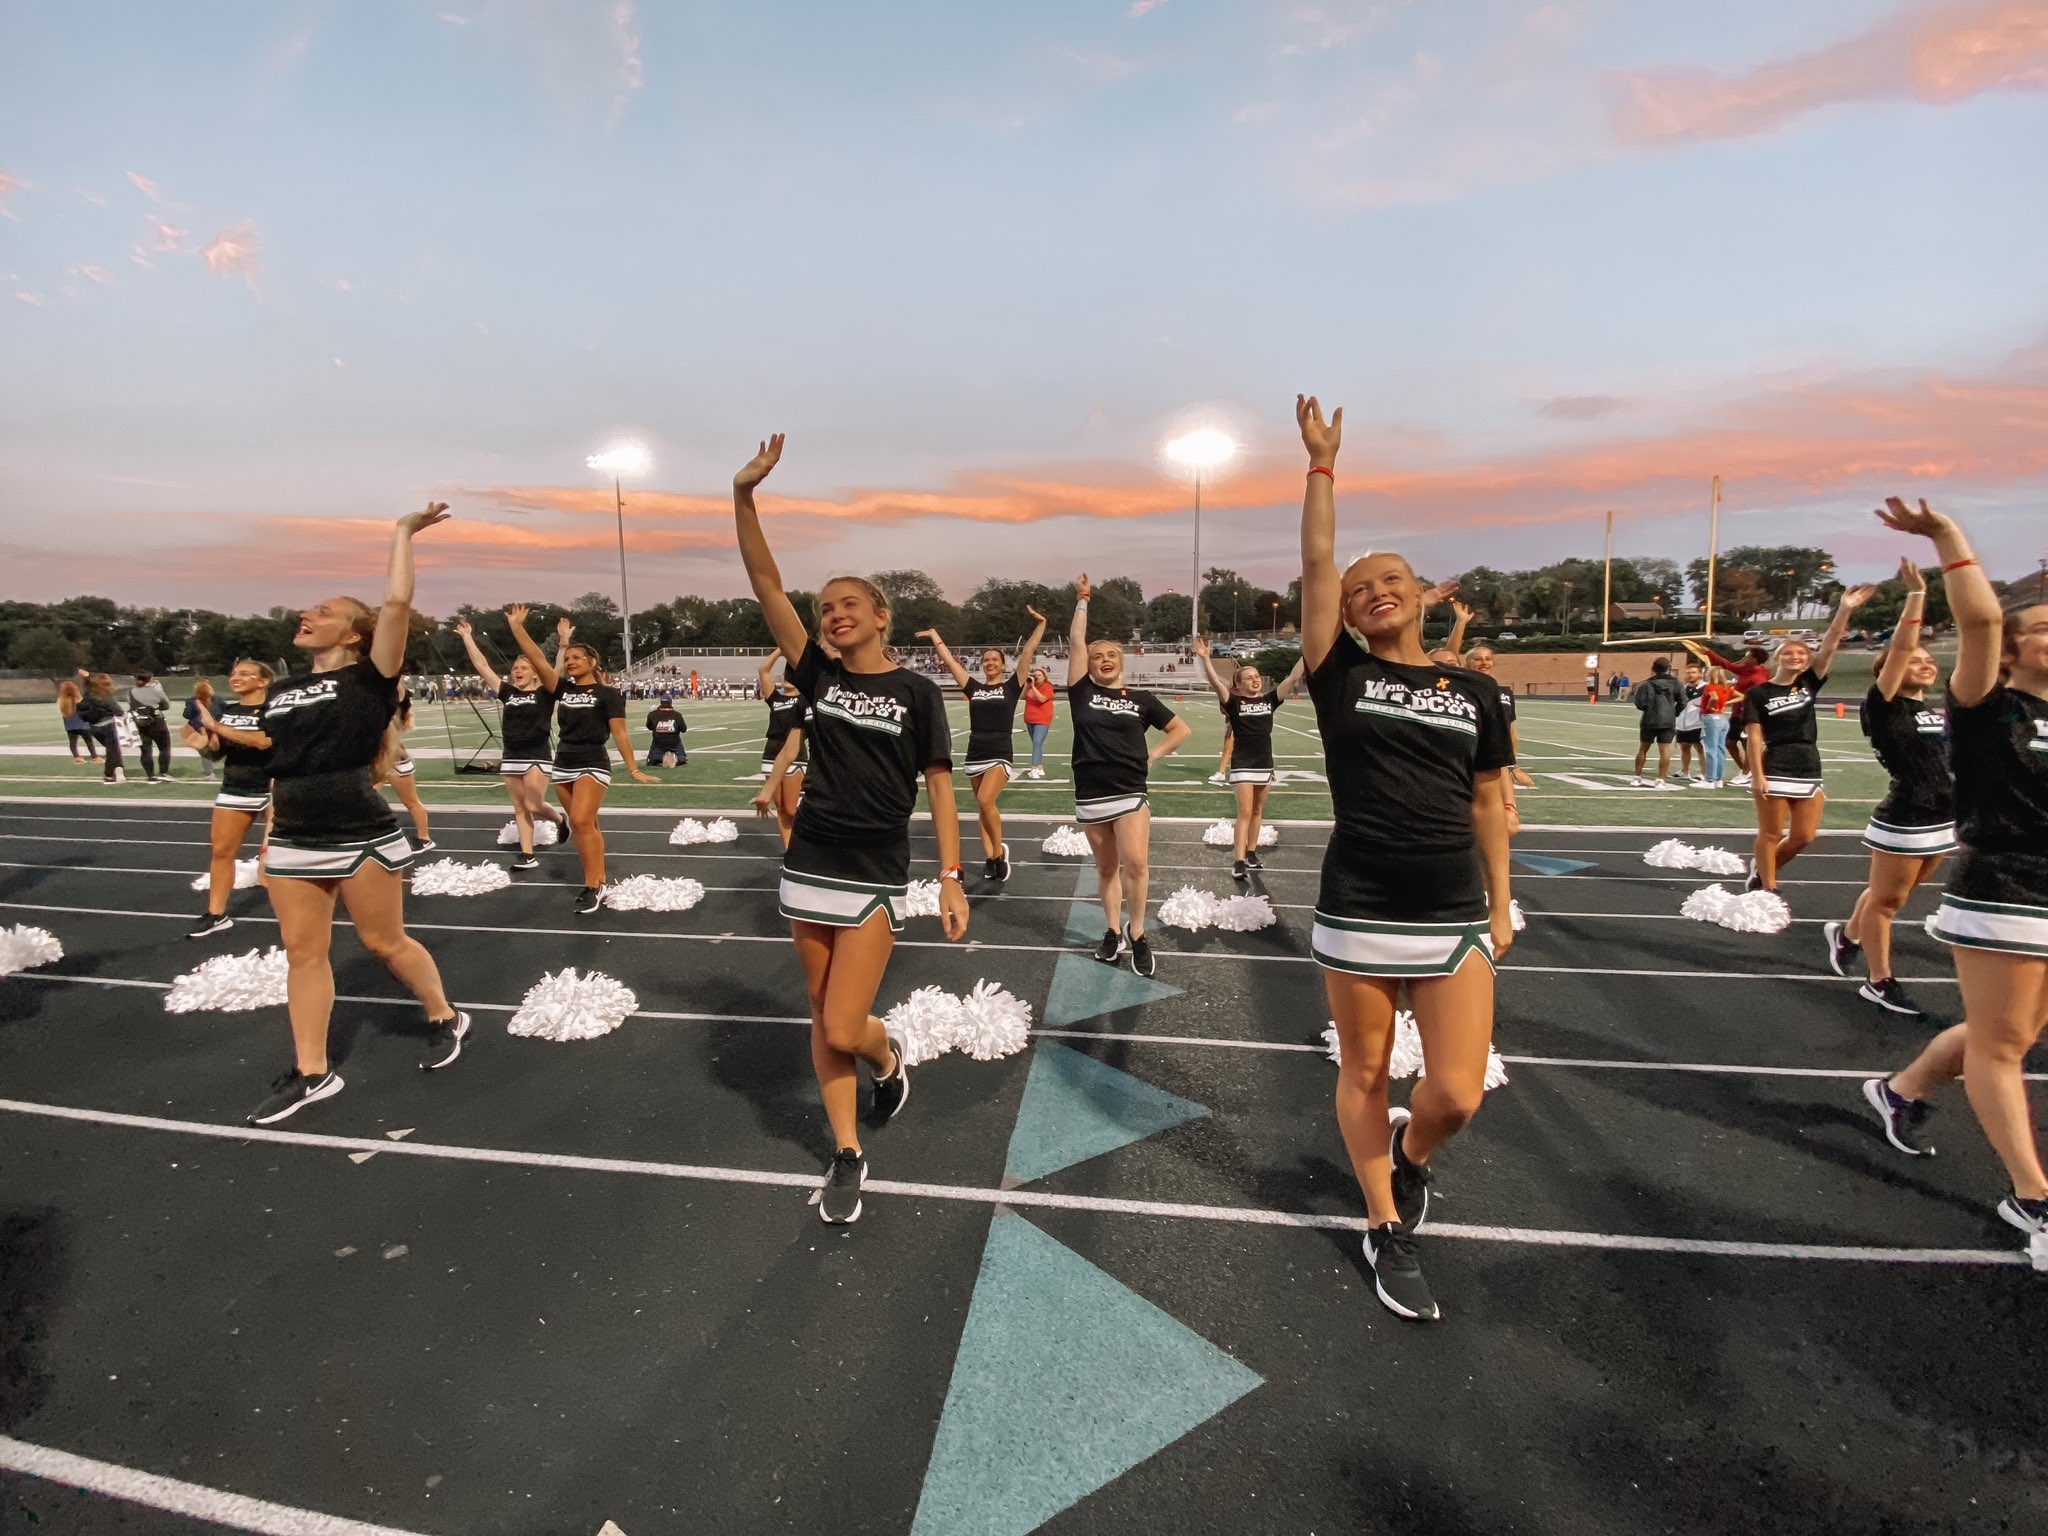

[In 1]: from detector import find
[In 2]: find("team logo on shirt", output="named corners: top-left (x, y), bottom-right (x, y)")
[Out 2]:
top-left (1763, 689), bottom-right (1812, 716)
top-left (261, 678), bottom-right (340, 717)
top-left (816, 682), bottom-right (908, 735)
top-left (1353, 677), bottom-right (1478, 736)
top-left (1235, 699), bottom-right (1274, 719)
top-left (2031, 720), bottom-right (2048, 755)
top-left (1087, 694), bottom-right (1144, 720)
top-left (1913, 709), bottom-right (1942, 735)
top-left (504, 692), bottom-right (543, 711)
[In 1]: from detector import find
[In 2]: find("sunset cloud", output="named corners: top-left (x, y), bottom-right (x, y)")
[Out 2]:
top-left (1612, 0), bottom-right (2048, 145)
top-left (0, 168), bottom-right (24, 220)
top-left (201, 222), bottom-right (261, 287)
top-left (126, 170), bottom-right (162, 202)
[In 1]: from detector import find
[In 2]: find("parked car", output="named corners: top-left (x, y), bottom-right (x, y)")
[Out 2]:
top-left (1741, 629), bottom-right (1766, 645)
top-left (1495, 631), bottom-right (1518, 642)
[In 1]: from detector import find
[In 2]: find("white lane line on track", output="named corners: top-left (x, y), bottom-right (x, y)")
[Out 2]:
top-left (0, 1434), bottom-right (435, 1536)
top-left (0, 898), bottom-right (1964, 981)
top-left (27, 973), bottom-right (2011, 1077)
top-left (0, 1097), bottom-right (2025, 1268)
top-left (0, 861), bottom-right (1939, 927)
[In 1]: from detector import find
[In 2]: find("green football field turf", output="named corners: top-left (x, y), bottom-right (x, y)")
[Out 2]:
top-left (0, 691), bottom-right (1889, 830)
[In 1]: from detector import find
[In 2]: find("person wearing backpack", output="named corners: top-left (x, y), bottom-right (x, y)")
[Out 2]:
top-left (1629, 658), bottom-right (1687, 789)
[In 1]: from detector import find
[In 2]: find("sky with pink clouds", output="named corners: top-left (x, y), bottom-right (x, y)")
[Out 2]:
top-left (2, 0), bottom-right (2045, 615)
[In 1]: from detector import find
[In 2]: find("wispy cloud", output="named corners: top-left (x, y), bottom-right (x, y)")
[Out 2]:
top-left (64, 264), bottom-right (115, 286)
top-left (1612, 0), bottom-right (2048, 146)
top-left (13, 291), bottom-right (47, 307)
top-left (201, 223), bottom-right (262, 288)
top-left (1537, 394), bottom-right (1625, 421)
top-left (0, 168), bottom-right (25, 221)
top-left (457, 0), bottom-right (644, 130)
top-left (126, 170), bottom-right (162, 202)
top-left (147, 215), bottom-right (185, 252)
top-left (1129, 0), bottom-right (1171, 17)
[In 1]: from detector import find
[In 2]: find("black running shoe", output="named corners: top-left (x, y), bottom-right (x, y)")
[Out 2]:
top-left (1126, 924), bottom-right (1156, 978)
top-left (1744, 858), bottom-right (1763, 894)
top-left (1245, 849), bottom-right (1264, 870)
top-left (1388, 1106), bottom-right (1432, 1232)
top-left (982, 856), bottom-right (997, 880)
top-left (1093, 928), bottom-right (1128, 966)
top-left (420, 1011), bottom-right (472, 1071)
top-left (510, 853), bottom-right (539, 871)
top-left (187, 911), bottom-right (233, 940)
top-left (412, 837), bottom-right (437, 854)
top-left (248, 1068), bottom-right (343, 1125)
top-left (869, 1035), bottom-right (911, 1125)
top-left (1232, 859), bottom-right (1250, 882)
top-left (1996, 1193), bottom-right (2047, 1236)
top-left (1859, 977), bottom-right (1924, 1016)
top-left (1363, 1223), bottom-right (1439, 1322)
top-left (1863, 1077), bottom-right (1935, 1156)
top-left (1823, 920), bottom-right (1861, 978)
top-left (574, 886), bottom-right (604, 915)
top-left (820, 1148), bottom-right (866, 1224)
top-left (994, 846), bottom-right (1011, 882)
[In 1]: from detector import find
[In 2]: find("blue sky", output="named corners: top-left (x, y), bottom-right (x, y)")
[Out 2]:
top-left (3, 0), bottom-right (2044, 613)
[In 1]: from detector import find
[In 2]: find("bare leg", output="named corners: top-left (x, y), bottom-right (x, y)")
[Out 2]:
top-left (1232, 782), bottom-right (1256, 861)
top-left (1324, 969), bottom-right (1402, 1226)
top-left (1085, 821), bottom-right (1122, 934)
top-left (266, 875), bottom-right (341, 1075)
top-left (1849, 851), bottom-right (1944, 980)
top-left (561, 776), bottom-right (609, 887)
top-left (1245, 783), bottom-right (1269, 854)
top-left (776, 769), bottom-right (803, 849)
top-left (206, 807), bottom-right (258, 915)
top-left (1402, 953), bottom-right (1497, 1164)
top-left (1956, 949), bottom-right (2048, 1201)
top-left (973, 763), bottom-right (1009, 862)
top-left (338, 862), bottom-right (453, 1018)
top-left (1114, 806), bottom-right (1153, 938)
top-left (386, 770), bottom-right (431, 842)
top-left (1753, 797), bottom-right (1787, 888)
top-left (792, 916), bottom-right (898, 1155)
top-left (1773, 795), bottom-right (1825, 875)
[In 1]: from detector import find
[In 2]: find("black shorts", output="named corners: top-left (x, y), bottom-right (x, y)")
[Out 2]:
top-left (1639, 726), bottom-right (1676, 745)
top-left (1311, 836), bottom-right (1492, 977)
top-left (1675, 728), bottom-right (1703, 745)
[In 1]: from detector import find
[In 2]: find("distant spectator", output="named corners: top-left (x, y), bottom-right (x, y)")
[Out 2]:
top-left (129, 670), bottom-right (174, 782)
top-left (645, 694), bottom-right (687, 767)
top-left (56, 679), bottom-right (97, 763)
top-left (1630, 659), bottom-right (1685, 788)
top-left (1023, 667), bottom-right (1055, 779)
top-left (74, 672), bottom-right (126, 784)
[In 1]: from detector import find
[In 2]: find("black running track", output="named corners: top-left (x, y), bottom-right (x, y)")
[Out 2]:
top-left (2, 802), bottom-right (2044, 1536)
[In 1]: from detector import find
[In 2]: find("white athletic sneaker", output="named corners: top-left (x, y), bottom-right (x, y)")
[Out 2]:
top-left (1207, 771), bottom-right (1228, 785)
top-left (1630, 776), bottom-right (1652, 788)
top-left (1730, 772), bottom-right (1753, 788)
top-left (1655, 779), bottom-right (1685, 791)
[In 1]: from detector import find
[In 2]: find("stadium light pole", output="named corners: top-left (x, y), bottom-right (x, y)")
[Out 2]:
top-left (1163, 429), bottom-right (1238, 651)
top-left (586, 443), bottom-right (652, 678)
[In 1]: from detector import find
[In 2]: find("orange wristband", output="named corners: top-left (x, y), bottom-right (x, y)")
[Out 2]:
top-left (1307, 466), bottom-right (1334, 482)
top-left (1941, 557), bottom-right (1977, 572)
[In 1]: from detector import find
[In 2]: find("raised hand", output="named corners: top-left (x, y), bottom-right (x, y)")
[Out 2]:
top-left (1451, 599), bottom-right (1475, 622)
top-left (398, 502), bottom-right (452, 536)
top-left (453, 618), bottom-right (472, 637)
top-left (1296, 394), bottom-right (1342, 466)
top-left (1193, 636), bottom-right (1211, 658)
top-left (1076, 573), bottom-right (1092, 602)
top-left (1419, 577), bottom-right (1460, 607)
top-left (1839, 583), bottom-right (1879, 612)
top-left (1875, 496), bottom-right (1949, 539)
top-left (504, 603), bottom-right (529, 627)
top-left (735, 434), bottom-right (785, 490)
top-left (556, 616), bottom-right (573, 642)
top-left (1024, 605), bottom-right (1045, 623)
top-left (1898, 555), bottom-right (1927, 593)
top-left (915, 629), bottom-right (942, 642)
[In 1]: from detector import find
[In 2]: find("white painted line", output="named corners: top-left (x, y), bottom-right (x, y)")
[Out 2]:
top-left (0, 898), bottom-right (1963, 980)
top-left (21, 973), bottom-right (2027, 1077)
top-left (0, 1098), bottom-right (2024, 1268)
top-left (0, 1434), bottom-right (436, 1536)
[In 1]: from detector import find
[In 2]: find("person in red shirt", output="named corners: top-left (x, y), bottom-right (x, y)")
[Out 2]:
top-left (1687, 642), bottom-right (1770, 782)
top-left (1022, 666), bottom-right (1055, 779)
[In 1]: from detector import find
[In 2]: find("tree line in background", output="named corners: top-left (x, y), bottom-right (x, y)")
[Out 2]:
top-left (4, 546), bottom-right (2032, 677)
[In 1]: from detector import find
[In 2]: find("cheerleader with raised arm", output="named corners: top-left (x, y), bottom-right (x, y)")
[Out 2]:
top-left (1296, 395), bottom-right (1516, 1323)
top-left (1862, 500), bottom-right (2048, 1260)
top-left (917, 608), bottom-right (1047, 882)
top-left (734, 434), bottom-right (968, 1224)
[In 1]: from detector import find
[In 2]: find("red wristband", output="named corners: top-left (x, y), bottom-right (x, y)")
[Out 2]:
top-left (1941, 557), bottom-right (1977, 572)
top-left (1307, 465), bottom-right (1334, 482)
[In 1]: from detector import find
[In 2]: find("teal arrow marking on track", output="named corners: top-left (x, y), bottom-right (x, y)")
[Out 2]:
top-left (1003, 1041), bottom-right (1207, 1185)
top-left (1511, 852), bottom-right (1599, 876)
top-left (1042, 951), bottom-right (1180, 1028)
top-left (909, 1212), bottom-right (1260, 1536)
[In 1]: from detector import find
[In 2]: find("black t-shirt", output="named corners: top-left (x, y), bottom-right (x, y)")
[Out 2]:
top-left (1948, 683), bottom-right (2048, 856)
top-left (212, 694), bottom-right (271, 785)
top-left (498, 681), bottom-right (556, 759)
top-left (764, 689), bottom-right (806, 747)
top-left (1861, 686), bottom-right (1951, 821)
top-left (789, 642), bottom-right (951, 844)
top-left (554, 681), bottom-right (626, 765)
top-left (1223, 691), bottom-right (1282, 771)
top-left (260, 659), bottom-right (397, 781)
top-left (1308, 633), bottom-right (1513, 854)
top-left (646, 705), bottom-right (685, 738)
top-left (1068, 678), bottom-right (1176, 797)
top-left (963, 675), bottom-right (1024, 761)
top-left (1742, 668), bottom-right (1823, 777)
